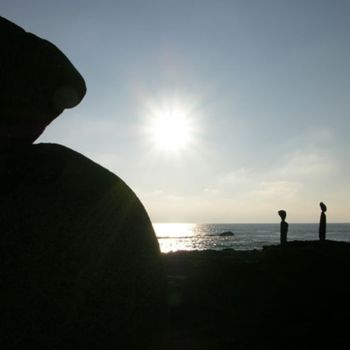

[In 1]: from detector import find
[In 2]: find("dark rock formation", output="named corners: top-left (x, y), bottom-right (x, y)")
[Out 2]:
top-left (0, 144), bottom-right (165, 349)
top-left (0, 16), bottom-right (165, 349)
top-left (219, 231), bottom-right (234, 237)
top-left (162, 241), bottom-right (350, 349)
top-left (0, 16), bottom-right (86, 151)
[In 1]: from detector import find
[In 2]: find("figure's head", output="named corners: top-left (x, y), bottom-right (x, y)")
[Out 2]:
top-left (278, 210), bottom-right (287, 221)
top-left (320, 202), bottom-right (327, 212)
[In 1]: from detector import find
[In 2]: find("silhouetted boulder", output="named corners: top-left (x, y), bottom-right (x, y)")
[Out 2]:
top-left (0, 144), bottom-right (165, 349)
top-left (0, 17), bottom-right (86, 151)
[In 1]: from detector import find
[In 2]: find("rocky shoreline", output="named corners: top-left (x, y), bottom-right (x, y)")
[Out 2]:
top-left (161, 240), bottom-right (350, 349)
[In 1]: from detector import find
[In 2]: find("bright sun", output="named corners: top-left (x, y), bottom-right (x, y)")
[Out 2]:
top-left (148, 105), bottom-right (193, 152)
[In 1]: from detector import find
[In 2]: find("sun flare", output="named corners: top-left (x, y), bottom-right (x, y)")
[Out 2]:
top-left (151, 110), bottom-right (190, 151)
top-left (146, 103), bottom-right (195, 153)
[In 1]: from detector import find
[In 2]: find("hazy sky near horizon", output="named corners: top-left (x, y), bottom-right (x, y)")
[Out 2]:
top-left (3, 0), bottom-right (350, 223)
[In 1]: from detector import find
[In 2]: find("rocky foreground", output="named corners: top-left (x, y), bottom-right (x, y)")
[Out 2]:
top-left (160, 240), bottom-right (350, 350)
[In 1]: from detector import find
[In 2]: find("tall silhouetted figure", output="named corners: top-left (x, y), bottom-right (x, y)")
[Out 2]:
top-left (278, 210), bottom-right (288, 247)
top-left (319, 202), bottom-right (327, 241)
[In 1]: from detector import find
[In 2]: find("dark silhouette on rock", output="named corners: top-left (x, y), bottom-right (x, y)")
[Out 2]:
top-left (0, 16), bottom-right (165, 350)
top-left (278, 210), bottom-right (288, 246)
top-left (0, 16), bottom-right (86, 152)
top-left (319, 201), bottom-right (327, 241)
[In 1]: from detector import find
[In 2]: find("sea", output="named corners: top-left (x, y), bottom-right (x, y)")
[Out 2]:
top-left (153, 223), bottom-right (350, 253)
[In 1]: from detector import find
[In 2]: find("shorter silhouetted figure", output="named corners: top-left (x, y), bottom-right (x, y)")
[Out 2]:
top-left (319, 202), bottom-right (327, 241)
top-left (278, 210), bottom-right (288, 247)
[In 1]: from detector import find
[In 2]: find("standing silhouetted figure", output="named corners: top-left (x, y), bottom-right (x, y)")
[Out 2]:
top-left (319, 202), bottom-right (327, 241)
top-left (278, 210), bottom-right (288, 247)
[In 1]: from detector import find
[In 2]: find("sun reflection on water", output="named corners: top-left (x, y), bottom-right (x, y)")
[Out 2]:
top-left (153, 223), bottom-right (196, 253)
top-left (153, 223), bottom-right (350, 253)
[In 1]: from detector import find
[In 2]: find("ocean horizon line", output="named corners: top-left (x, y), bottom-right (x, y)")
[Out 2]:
top-left (152, 222), bottom-right (350, 225)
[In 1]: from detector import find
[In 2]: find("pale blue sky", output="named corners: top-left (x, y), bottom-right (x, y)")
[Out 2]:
top-left (3, 0), bottom-right (350, 222)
